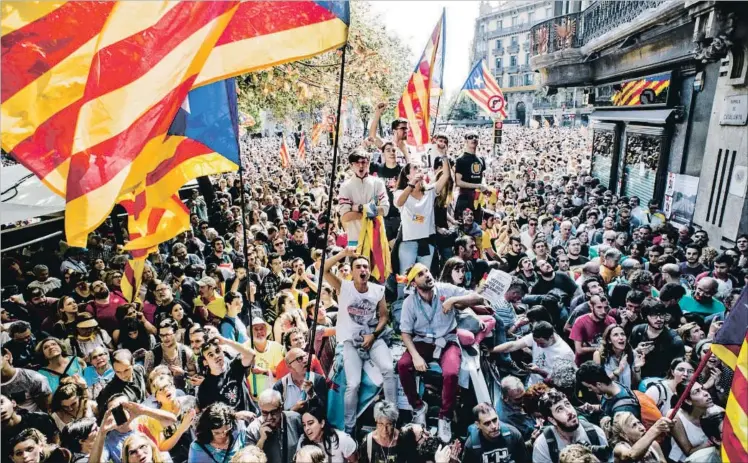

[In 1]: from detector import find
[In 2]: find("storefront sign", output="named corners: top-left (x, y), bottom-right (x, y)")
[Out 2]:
top-left (720, 95), bottom-right (748, 126)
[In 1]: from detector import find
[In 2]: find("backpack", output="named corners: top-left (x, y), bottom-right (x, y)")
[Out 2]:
top-left (640, 378), bottom-right (668, 409)
top-left (544, 420), bottom-right (600, 463)
top-left (220, 317), bottom-right (239, 341)
top-left (153, 344), bottom-right (188, 368)
top-left (466, 422), bottom-right (512, 451)
top-left (633, 391), bottom-right (663, 430)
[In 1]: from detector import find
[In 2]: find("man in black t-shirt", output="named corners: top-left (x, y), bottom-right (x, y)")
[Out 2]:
top-left (97, 350), bottom-right (147, 411)
top-left (531, 260), bottom-right (581, 299)
top-left (454, 131), bottom-right (486, 222)
top-left (369, 142), bottom-right (402, 241)
top-left (1, 394), bottom-right (58, 450)
top-left (197, 334), bottom-right (257, 412)
top-left (462, 403), bottom-right (528, 463)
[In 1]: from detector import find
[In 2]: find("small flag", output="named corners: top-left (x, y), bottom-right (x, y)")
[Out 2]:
top-left (311, 123), bottom-right (324, 146)
top-left (461, 59), bottom-right (508, 119)
top-left (279, 137), bottom-right (291, 168)
top-left (298, 133), bottom-right (307, 161)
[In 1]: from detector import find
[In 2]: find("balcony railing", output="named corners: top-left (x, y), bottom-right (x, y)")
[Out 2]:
top-left (485, 22), bottom-right (531, 39)
top-left (519, 64), bottom-right (531, 72)
top-left (508, 43), bottom-right (520, 54)
top-left (522, 40), bottom-right (531, 51)
top-left (505, 65), bottom-right (519, 73)
top-left (493, 47), bottom-right (505, 56)
top-left (530, 1), bottom-right (665, 57)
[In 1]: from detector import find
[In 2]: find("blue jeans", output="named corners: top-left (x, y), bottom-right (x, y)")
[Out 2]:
top-left (391, 241), bottom-right (434, 330)
top-left (492, 316), bottom-right (511, 365)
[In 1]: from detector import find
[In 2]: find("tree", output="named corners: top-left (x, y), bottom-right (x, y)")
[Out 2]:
top-left (236, 1), bottom-right (413, 131)
top-left (446, 92), bottom-right (480, 121)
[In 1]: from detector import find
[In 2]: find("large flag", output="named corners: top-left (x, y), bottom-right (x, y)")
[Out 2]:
top-left (711, 286), bottom-right (748, 463)
top-left (712, 286), bottom-right (748, 370)
top-left (279, 137), bottom-right (291, 168)
top-left (311, 123), bottom-right (324, 146)
top-left (1, 1), bottom-right (350, 247)
top-left (397, 9), bottom-right (445, 150)
top-left (298, 133), bottom-right (308, 161)
top-left (461, 59), bottom-right (508, 119)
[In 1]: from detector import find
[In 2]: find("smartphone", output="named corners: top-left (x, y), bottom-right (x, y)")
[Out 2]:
top-left (112, 404), bottom-right (128, 426)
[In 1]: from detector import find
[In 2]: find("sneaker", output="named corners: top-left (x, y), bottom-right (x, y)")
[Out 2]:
top-left (437, 418), bottom-right (452, 443)
top-left (412, 403), bottom-right (427, 426)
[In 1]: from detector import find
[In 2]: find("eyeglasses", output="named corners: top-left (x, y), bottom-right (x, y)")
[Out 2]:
top-left (290, 355), bottom-right (306, 364)
top-left (274, 242), bottom-right (284, 247)
top-left (260, 407), bottom-right (282, 417)
top-left (648, 313), bottom-right (667, 319)
top-left (465, 135), bottom-right (478, 140)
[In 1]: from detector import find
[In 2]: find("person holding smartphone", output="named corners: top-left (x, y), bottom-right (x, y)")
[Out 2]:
top-left (629, 298), bottom-right (686, 380)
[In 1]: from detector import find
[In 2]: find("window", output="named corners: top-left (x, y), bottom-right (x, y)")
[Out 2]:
top-left (511, 35), bottom-right (518, 45)
top-left (495, 57), bottom-right (502, 69)
top-left (498, 19), bottom-right (503, 29)
top-left (525, 53), bottom-right (530, 65)
top-left (511, 15), bottom-right (519, 26)
top-left (510, 75), bottom-right (519, 87)
top-left (525, 73), bottom-right (534, 85)
top-left (528, 11), bottom-right (534, 23)
top-left (545, 7), bottom-right (552, 18)
top-left (510, 55), bottom-right (518, 67)
top-left (496, 39), bottom-right (502, 49)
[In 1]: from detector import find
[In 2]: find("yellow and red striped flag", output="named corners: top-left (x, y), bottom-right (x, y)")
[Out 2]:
top-left (297, 133), bottom-right (307, 161)
top-left (279, 137), bottom-right (291, 168)
top-left (397, 9), bottom-right (445, 150)
top-left (311, 123), bottom-right (324, 146)
top-left (355, 216), bottom-right (391, 284)
top-left (2, 1), bottom-right (350, 248)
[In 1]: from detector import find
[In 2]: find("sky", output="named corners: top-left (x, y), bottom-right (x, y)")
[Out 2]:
top-left (369, 1), bottom-right (481, 94)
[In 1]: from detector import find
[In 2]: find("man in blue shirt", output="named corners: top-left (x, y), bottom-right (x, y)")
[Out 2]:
top-left (576, 361), bottom-right (641, 420)
top-left (397, 263), bottom-right (484, 443)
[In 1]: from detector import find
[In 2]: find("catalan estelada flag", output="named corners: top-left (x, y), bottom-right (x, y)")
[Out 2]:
top-left (711, 286), bottom-right (748, 463)
top-left (397, 9), bottom-right (445, 150)
top-left (611, 73), bottom-right (670, 106)
top-left (461, 59), bottom-right (508, 119)
top-left (279, 137), bottom-right (291, 168)
top-left (298, 133), bottom-right (308, 161)
top-left (311, 123), bottom-right (324, 146)
top-left (2, 1), bottom-right (350, 248)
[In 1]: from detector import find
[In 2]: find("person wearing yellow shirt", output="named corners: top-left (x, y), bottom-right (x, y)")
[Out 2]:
top-left (248, 318), bottom-right (285, 400)
top-left (193, 276), bottom-right (226, 324)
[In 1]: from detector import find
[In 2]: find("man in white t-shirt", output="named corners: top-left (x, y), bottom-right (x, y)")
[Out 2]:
top-left (337, 151), bottom-right (389, 247)
top-left (323, 247), bottom-right (396, 435)
top-left (491, 321), bottom-right (575, 386)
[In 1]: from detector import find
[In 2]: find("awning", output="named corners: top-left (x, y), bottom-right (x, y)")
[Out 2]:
top-left (1, 164), bottom-right (65, 224)
top-left (590, 108), bottom-right (674, 124)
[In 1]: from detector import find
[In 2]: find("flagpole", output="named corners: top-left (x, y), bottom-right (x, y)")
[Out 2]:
top-left (431, 94), bottom-right (442, 135)
top-left (667, 349), bottom-right (712, 419)
top-left (306, 44), bottom-right (347, 374)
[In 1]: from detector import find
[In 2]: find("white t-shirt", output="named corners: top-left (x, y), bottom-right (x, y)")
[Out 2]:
top-left (393, 188), bottom-right (436, 242)
top-left (519, 333), bottom-right (575, 386)
top-left (336, 280), bottom-right (385, 342)
top-left (298, 429), bottom-right (357, 463)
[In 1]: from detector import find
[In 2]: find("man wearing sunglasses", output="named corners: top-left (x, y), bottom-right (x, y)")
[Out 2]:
top-left (369, 101), bottom-right (412, 164)
top-left (455, 131), bottom-right (487, 223)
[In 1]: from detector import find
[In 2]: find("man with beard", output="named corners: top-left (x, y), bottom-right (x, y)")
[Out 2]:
top-left (569, 295), bottom-right (616, 365)
top-left (197, 334), bottom-right (257, 412)
top-left (566, 238), bottom-right (589, 267)
top-left (532, 388), bottom-right (609, 463)
top-left (679, 244), bottom-right (707, 285)
top-left (153, 282), bottom-right (192, 325)
top-left (462, 402), bottom-right (528, 463)
top-left (454, 131), bottom-right (487, 222)
top-left (424, 132), bottom-right (450, 171)
top-left (503, 236), bottom-right (527, 271)
top-left (85, 281), bottom-right (126, 334)
top-left (143, 318), bottom-right (196, 391)
top-left (205, 237), bottom-right (234, 272)
top-left (398, 263), bottom-right (484, 442)
top-left (337, 150), bottom-right (389, 247)
top-left (629, 298), bottom-right (685, 379)
top-left (678, 277), bottom-right (726, 316)
top-left (696, 253), bottom-right (740, 299)
top-left (531, 260), bottom-right (581, 299)
top-left (323, 248), bottom-right (396, 436)
top-left (369, 102), bottom-right (412, 164)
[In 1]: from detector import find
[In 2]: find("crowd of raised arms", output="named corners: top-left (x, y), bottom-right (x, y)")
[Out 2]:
top-left (2, 101), bottom-right (747, 463)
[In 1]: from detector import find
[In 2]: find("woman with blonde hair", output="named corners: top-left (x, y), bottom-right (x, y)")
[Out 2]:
top-left (600, 411), bottom-right (672, 463)
top-left (121, 432), bottom-right (168, 463)
top-left (49, 377), bottom-right (97, 430)
top-left (294, 445), bottom-right (327, 463)
top-left (231, 446), bottom-right (268, 463)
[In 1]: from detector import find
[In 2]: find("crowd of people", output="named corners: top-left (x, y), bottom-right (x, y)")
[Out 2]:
top-left (1, 102), bottom-right (746, 463)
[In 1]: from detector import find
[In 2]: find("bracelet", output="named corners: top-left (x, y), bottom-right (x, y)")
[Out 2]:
top-left (407, 184), bottom-right (415, 189)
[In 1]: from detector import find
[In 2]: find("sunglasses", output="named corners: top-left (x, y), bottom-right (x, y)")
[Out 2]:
top-left (465, 135), bottom-right (478, 140)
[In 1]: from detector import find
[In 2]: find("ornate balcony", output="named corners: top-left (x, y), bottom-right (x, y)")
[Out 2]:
top-left (581, 0), bottom-right (663, 44)
top-left (530, 12), bottom-right (582, 57)
top-left (493, 47), bottom-right (505, 56)
top-left (522, 40), bottom-right (531, 51)
top-left (508, 43), bottom-right (520, 54)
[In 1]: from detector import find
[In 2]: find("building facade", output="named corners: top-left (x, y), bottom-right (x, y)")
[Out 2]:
top-left (471, 1), bottom-right (588, 125)
top-left (529, 0), bottom-right (748, 247)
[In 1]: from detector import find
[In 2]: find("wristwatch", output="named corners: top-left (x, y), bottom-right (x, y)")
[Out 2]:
top-left (357, 204), bottom-right (364, 213)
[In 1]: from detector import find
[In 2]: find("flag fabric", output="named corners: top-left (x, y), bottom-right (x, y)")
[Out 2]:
top-left (311, 123), bottom-right (324, 146)
top-left (2, 1), bottom-right (350, 248)
top-left (355, 216), bottom-right (391, 284)
top-left (195, 1), bottom-right (350, 86)
top-left (298, 133), bottom-right (307, 161)
top-left (461, 59), bottom-right (508, 119)
top-left (397, 9), bottom-right (445, 150)
top-left (611, 73), bottom-right (670, 106)
top-left (712, 286), bottom-right (748, 370)
top-left (721, 331), bottom-right (748, 463)
top-left (279, 137), bottom-right (291, 168)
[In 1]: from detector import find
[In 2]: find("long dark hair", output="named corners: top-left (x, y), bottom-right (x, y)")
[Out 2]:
top-left (597, 324), bottom-right (634, 365)
top-left (195, 403), bottom-right (236, 444)
top-left (300, 406), bottom-right (339, 458)
top-left (439, 257), bottom-right (466, 286)
top-left (395, 163), bottom-right (418, 191)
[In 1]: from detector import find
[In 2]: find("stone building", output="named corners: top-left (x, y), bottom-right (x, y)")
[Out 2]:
top-left (530, 0), bottom-right (748, 247)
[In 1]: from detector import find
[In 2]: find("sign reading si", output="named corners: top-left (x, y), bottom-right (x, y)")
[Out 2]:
top-left (720, 95), bottom-right (748, 126)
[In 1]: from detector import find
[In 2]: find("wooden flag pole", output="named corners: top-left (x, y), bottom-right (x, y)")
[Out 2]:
top-left (306, 44), bottom-right (347, 374)
top-left (668, 349), bottom-right (713, 419)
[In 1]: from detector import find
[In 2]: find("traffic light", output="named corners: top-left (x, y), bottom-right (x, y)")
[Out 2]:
top-left (493, 120), bottom-right (503, 146)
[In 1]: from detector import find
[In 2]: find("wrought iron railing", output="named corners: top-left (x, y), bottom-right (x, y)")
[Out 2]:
top-left (522, 41), bottom-right (531, 51)
top-left (529, 1), bottom-right (665, 57)
top-left (493, 47), bottom-right (505, 56)
top-left (508, 43), bottom-right (520, 54)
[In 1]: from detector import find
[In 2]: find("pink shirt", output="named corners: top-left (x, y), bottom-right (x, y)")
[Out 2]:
top-left (570, 314), bottom-right (616, 365)
top-left (85, 294), bottom-right (127, 334)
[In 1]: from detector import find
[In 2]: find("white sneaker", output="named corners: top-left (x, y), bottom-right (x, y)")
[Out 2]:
top-left (412, 403), bottom-right (427, 426)
top-left (437, 418), bottom-right (452, 443)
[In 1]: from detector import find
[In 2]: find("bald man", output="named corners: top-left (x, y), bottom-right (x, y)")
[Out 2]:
top-left (679, 277), bottom-right (726, 316)
top-left (272, 348), bottom-right (327, 412)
